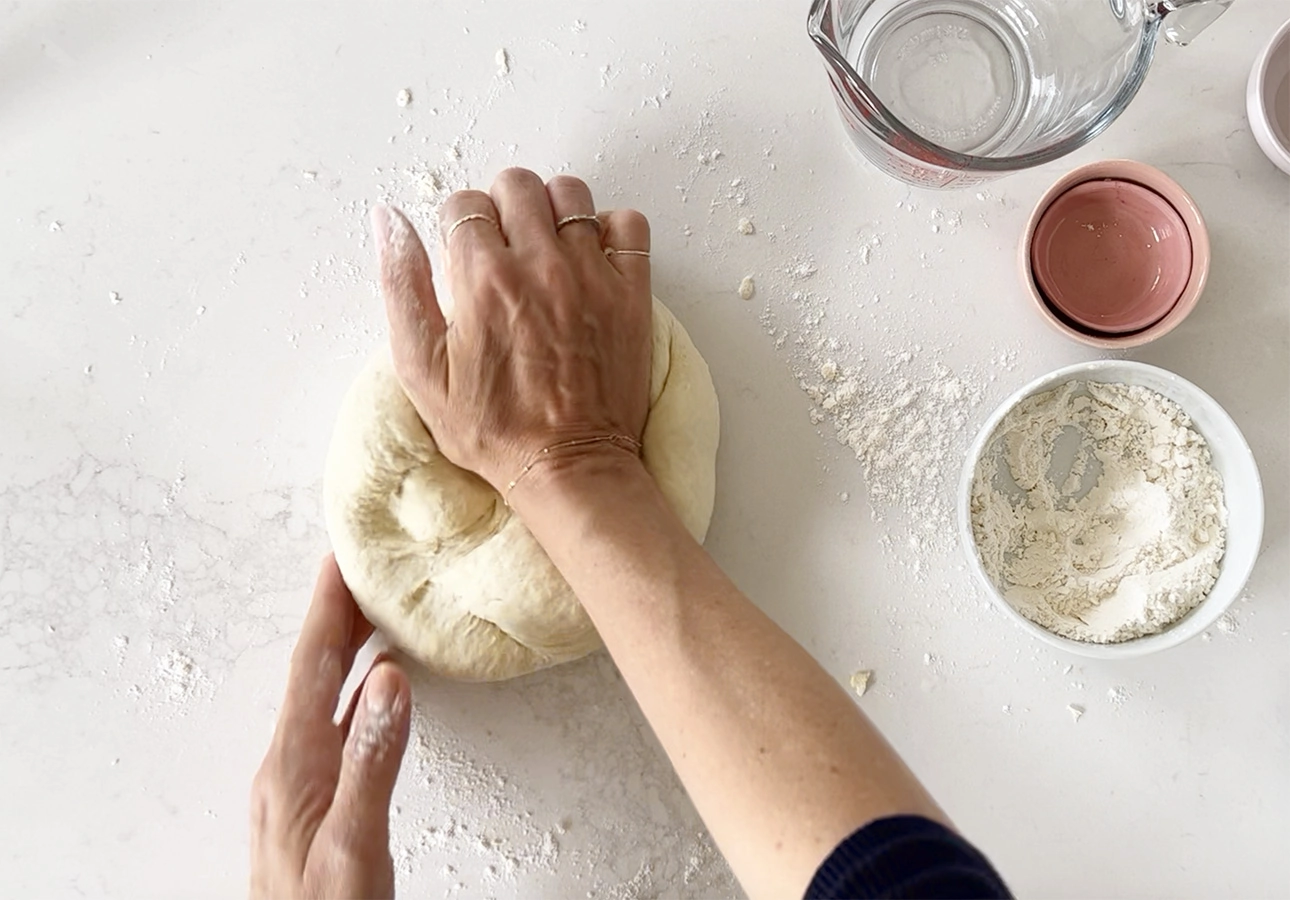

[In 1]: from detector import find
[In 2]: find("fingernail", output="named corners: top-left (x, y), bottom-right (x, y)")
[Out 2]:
top-left (364, 668), bottom-right (399, 715)
top-left (349, 669), bottom-right (406, 762)
top-left (370, 204), bottom-right (392, 255)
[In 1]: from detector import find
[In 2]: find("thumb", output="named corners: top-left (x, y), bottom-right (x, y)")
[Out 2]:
top-left (371, 204), bottom-right (448, 403)
top-left (323, 661), bottom-right (411, 859)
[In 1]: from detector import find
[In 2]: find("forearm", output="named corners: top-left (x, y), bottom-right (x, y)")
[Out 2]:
top-left (515, 456), bottom-right (945, 899)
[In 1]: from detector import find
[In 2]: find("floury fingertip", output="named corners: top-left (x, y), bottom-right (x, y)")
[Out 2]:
top-left (370, 204), bottom-right (391, 246)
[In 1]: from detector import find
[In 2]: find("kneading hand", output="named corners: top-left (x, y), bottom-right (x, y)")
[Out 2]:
top-left (250, 556), bottom-right (411, 899)
top-left (371, 168), bottom-right (653, 498)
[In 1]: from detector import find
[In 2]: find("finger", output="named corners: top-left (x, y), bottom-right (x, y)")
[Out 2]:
top-left (599, 208), bottom-right (652, 282)
top-left (323, 662), bottom-right (411, 861)
top-left (490, 167), bottom-right (557, 251)
top-left (437, 188), bottom-right (506, 260)
top-left (336, 593), bottom-right (378, 725)
top-left (254, 557), bottom-right (359, 870)
top-left (547, 175), bottom-right (601, 252)
top-left (436, 189), bottom-right (507, 326)
top-left (372, 204), bottom-right (449, 408)
top-left (333, 630), bottom-right (390, 731)
top-left (278, 555), bottom-right (358, 733)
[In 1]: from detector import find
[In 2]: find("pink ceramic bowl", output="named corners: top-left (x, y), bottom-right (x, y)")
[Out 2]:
top-left (1019, 160), bottom-right (1210, 349)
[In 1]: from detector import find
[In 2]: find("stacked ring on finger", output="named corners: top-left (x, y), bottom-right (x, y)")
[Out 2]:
top-left (446, 213), bottom-right (502, 241)
top-left (604, 247), bottom-right (651, 258)
top-left (555, 214), bottom-right (601, 232)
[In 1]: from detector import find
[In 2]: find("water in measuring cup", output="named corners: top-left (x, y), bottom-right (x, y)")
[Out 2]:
top-left (852, 0), bottom-right (1040, 155)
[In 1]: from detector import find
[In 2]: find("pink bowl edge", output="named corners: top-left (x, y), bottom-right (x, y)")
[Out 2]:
top-left (1019, 159), bottom-right (1211, 349)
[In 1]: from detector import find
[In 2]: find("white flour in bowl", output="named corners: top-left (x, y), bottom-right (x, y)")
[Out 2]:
top-left (970, 380), bottom-right (1227, 643)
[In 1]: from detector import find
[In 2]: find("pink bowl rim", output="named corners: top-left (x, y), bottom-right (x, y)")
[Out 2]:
top-left (1019, 160), bottom-right (1211, 349)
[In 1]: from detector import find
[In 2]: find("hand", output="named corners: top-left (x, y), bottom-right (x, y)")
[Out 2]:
top-left (250, 556), bottom-right (412, 899)
top-left (370, 168), bottom-right (653, 497)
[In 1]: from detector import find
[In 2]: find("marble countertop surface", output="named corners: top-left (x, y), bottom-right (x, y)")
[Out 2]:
top-left (2, 2), bottom-right (1286, 896)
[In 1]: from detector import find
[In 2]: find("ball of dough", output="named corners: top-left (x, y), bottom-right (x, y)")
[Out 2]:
top-left (323, 298), bottom-right (720, 681)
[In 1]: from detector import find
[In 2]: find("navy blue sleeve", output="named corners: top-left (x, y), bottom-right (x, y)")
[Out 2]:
top-left (805, 815), bottom-right (1011, 899)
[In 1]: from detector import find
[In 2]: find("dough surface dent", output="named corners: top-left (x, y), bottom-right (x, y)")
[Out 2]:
top-left (324, 298), bottom-right (719, 681)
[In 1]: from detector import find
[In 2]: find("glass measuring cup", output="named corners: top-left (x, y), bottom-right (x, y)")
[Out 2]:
top-left (809, 0), bottom-right (1232, 187)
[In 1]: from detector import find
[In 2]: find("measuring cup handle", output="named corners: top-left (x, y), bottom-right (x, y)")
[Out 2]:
top-left (1153, 0), bottom-right (1234, 46)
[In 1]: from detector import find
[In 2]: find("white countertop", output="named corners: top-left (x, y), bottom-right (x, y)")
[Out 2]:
top-left (2, 2), bottom-right (1287, 897)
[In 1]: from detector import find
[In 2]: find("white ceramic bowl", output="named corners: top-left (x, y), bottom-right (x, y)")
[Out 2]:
top-left (1247, 17), bottom-right (1290, 176)
top-left (958, 360), bottom-right (1264, 659)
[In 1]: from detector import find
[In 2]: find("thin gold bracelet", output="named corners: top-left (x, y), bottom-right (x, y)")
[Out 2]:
top-left (504, 434), bottom-right (643, 506)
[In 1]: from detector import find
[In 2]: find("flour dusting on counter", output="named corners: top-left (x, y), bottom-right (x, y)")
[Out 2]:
top-left (801, 346), bottom-right (981, 551)
top-left (389, 657), bottom-right (736, 897)
top-left (154, 649), bottom-right (210, 703)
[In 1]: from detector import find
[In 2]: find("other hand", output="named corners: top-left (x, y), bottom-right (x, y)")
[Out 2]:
top-left (250, 556), bottom-right (411, 899)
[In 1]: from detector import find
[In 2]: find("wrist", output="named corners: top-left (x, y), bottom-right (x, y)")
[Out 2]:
top-left (506, 444), bottom-right (653, 518)
top-left (503, 434), bottom-right (642, 503)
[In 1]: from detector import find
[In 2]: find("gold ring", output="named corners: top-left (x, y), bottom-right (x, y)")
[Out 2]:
top-left (555, 214), bottom-right (601, 231)
top-left (446, 213), bottom-right (501, 241)
top-left (604, 247), bottom-right (650, 258)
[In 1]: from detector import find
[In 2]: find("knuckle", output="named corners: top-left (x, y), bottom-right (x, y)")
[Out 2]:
top-left (547, 174), bottom-right (589, 197)
top-left (439, 189), bottom-right (491, 221)
top-left (449, 188), bottom-right (490, 205)
top-left (250, 755), bottom-right (334, 827)
top-left (318, 820), bottom-right (383, 872)
top-left (249, 766), bottom-right (279, 823)
top-left (495, 166), bottom-right (542, 192)
top-left (618, 208), bottom-right (650, 238)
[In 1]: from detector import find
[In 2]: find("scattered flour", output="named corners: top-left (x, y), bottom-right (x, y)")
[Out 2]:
top-left (392, 710), bottom-right (563, 886)
top-left (396, 88), bottom-right (413, 108)
top-left (971, 381), bottom-right (1226, 643)
top-left (1066, 704), bottom-right (1085, 722)
top-left (737, 275), bottom-right (755, 300)
top-left (389, 663), bottom-right (736, 897)
top-left (153, 649), bottom-right (208, 703)
top-left (798, 342), bottom-right (982, 549)
top-left (785, 257), bottom-right (817, 281)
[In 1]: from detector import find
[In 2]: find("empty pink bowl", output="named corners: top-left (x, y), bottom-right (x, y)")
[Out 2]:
top-left (1020, 160), bottom-right (1210, 349)
top-left (1031, 179), bottom-right (1191, 333)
